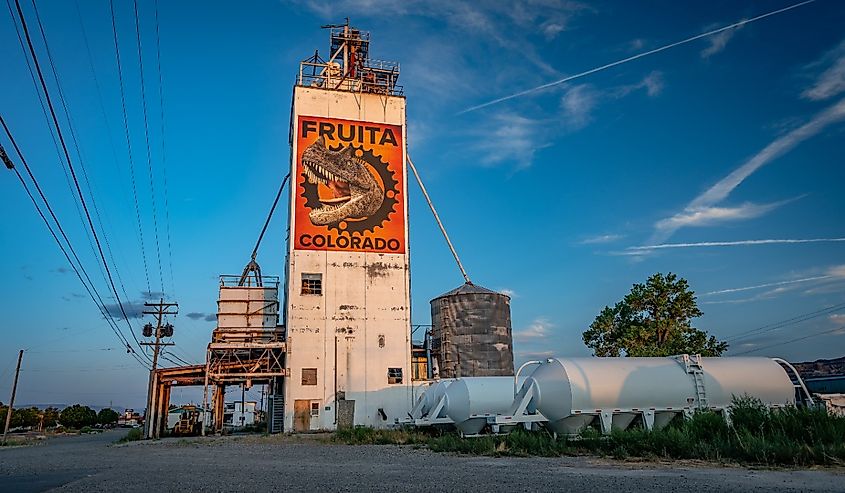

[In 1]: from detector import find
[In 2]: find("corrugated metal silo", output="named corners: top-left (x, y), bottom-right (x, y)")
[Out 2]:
top-left (430, 282), bottom-right (514, 378)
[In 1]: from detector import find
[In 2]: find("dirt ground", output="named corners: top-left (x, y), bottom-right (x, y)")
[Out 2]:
top-left (0, 430), bottom-right (843, 492)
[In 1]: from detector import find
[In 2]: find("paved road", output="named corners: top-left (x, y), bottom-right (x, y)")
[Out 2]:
top-left (1, 431), bottom-right (842, 492)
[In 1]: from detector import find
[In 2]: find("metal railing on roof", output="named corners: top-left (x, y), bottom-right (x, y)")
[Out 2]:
top-left (297, 59), bottom-right (403, 96)
top-left (219, 275), bottom-right (280, 288)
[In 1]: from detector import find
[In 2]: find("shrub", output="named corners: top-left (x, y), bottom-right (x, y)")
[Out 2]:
top-left (117, 428), bottom-right (143, 443)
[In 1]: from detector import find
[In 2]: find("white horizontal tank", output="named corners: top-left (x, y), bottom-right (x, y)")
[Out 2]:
top-left (443, 376), bottom-right (519, 435)
top-left (522, 356), bottom-right (795, 434)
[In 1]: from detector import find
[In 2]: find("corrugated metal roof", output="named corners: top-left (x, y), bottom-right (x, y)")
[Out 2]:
top-left (432, 282), bottom-right (509, 300)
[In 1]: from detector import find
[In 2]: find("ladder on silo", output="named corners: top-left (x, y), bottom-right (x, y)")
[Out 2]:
top-left (681, 354), bottom-right (708, 410)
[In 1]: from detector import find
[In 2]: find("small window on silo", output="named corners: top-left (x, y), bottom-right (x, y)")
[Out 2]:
top-left (301, 273), bottom-right (322, 295)
top-left (387, 367), bottom-right (403, 384)
top-left (301, 368), bottom-right (317, 385)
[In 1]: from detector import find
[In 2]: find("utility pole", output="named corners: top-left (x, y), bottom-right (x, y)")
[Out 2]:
top-left (2, 350), bottom-right (24, 445)
top-left (141, 299), bottom-right (177, 439)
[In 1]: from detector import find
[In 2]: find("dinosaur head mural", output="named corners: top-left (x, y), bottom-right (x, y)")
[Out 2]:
top-left (294, 116), bottom-right (405, 254)
top-left (301, 136), bottom-right (384, 226)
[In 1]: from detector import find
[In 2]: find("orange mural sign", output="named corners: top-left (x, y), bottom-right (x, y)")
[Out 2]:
top-left (293, 116), bottom-right (405, 253)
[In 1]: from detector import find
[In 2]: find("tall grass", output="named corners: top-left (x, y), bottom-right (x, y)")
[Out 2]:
top-left (332, 398), bottom-right (845, 466)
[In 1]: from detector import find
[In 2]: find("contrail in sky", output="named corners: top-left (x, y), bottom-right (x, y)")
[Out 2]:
top-left (701, 275), bottom-right (832, 296)
top-left (458, 0), bottom-right (816, 114)
top-left (628, 237), bottom-right (845, 251)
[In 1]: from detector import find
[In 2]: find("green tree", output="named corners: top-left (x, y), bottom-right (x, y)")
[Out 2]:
top-left (59, 405), bottom-right (97, 429)
top-left (97, 408), bottom-right (119, 425)
top-left (41, 407), bottom-right (60, 429)
top-left (0, 406), bottom-right (39, 429)
top-left (583, 272), bottom-right (728, 357)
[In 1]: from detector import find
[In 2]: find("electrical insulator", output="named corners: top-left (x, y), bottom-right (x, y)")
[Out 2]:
top-left (142, 323), bottom-right (153, 337)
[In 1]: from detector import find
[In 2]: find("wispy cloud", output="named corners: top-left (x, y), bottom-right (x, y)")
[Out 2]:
top-left (628, 237), bottom-right (845, 252)
top-left (654, 200), bottom-right (791, 232)
top-left (652, 98), bottom-right (845, 242)
top-left (562, 71), bottom-right (663, 130)
top-left (141, 290), bottom-right (166, 300)
top-left (802, 39), bottom-right (845, 101)
top-left (480, 71), bottom-right (662, 167)
top-left (498, 288), bottom-right (517, 298)
top-left (459, 1), bottom-right (815, 113)
top-left (561, 84), bottom-right (599, 130)
top-left (104, 301), bottom-right (145, 320)
top-left (474, 112), bottom-right (552, 169)
top-left (185, 312), bottom-right (216, 323)
top-left (580, 234), bottom-right (624, 244)
top-left (691, 100), bottom-right (845, 210)
top-left (296, 0), bottom-right (587, 76)
top-left (514, 317), bottom-right (554, 341)
top-left (700, 23), bottom-right (743, 59)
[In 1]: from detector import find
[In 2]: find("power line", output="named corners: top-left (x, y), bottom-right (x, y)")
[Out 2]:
top-left (0, 123), bottom-right (139, 365)
top-left (153, 0), bottom-right (176, 298)
top-left (1, 123), bottom-right (149, 369)
top-left (726, 301), bottom-right (845, 343)
top-left (11, 0), bottom-right (148, 357)
top-left (29, 0), bottom-right (134, 311)
top-left (73, 0), bottom-right (145, 297)
top-left (733, 325), bottom-right (844, 356)
top-left (4, 0), bottom-right (109, 290)
top-left (132, 0), bottom-right (165, 295)
top-left (109, 0), bottom-right (152, 295)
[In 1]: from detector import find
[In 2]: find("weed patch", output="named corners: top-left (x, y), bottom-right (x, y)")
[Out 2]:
top-left (116, 428), bottom-right (143, 444)
top-left (332, 398), bottom-right (845, 466)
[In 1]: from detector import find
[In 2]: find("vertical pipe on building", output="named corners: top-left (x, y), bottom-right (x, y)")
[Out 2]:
top-left (425, 329), bottom-right (433, 380)
top-left (201, 349), bottom-right (210, 436)
top-left (334, 336), bottom-right (338, 424)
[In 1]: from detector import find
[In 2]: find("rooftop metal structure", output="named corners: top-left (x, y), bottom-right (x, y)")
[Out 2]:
top-left (145, 275), bottom-right (287, 438)
top-left (297, 20), bottom-right (402, 96)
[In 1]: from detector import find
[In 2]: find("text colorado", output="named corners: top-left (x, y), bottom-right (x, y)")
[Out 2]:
top-left (298, 233), bottom-right (401, 252)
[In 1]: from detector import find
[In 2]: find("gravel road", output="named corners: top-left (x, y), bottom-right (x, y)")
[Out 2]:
top-left (1, 430), bottom-right (842, 492)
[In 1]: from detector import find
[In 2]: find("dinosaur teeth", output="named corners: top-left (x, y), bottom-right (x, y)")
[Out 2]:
top-left (320, 195), bottom-right (351, 204)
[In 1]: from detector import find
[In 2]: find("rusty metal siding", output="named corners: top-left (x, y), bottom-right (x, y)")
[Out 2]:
top-left (430, 283), bottom-right (515, 378)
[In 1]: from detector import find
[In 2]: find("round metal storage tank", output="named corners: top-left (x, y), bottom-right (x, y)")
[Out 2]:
top-left (522, 357), bottom-right (795, 434)
top-left (430, 282), bottom-right (514, 378)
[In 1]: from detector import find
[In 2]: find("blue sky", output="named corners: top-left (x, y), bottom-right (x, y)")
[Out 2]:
top-left (1, 0), bottom-right (843, 409)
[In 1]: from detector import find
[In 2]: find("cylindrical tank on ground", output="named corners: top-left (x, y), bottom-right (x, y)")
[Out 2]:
top-left (442, 376), bottom-right (518, 435)
top-left (522, 357), bottom-right (795, 435)
top-left (430, 282), bottom-right (514, 378)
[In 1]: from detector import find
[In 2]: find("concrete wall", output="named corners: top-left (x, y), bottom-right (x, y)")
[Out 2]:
top-left (284, 86), bottom-right (413, 431)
